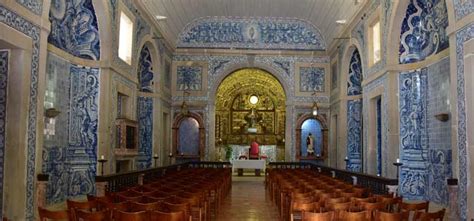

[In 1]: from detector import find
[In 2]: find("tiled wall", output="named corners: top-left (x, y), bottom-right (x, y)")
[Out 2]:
top-left (455, 22), bottom-right (474, 221)
top-left (137, 97), bottom-right (153, 170)
top-left (48, 0), bottom-right (100, 60)
top-left (426, 57), bottom-right (451, 205)
top-left (0, 6), bottom-right (42, 218)
top-left (398, 58), bottom-right (451, 205)
top-left (347, 100), bottom-right (363, 172)
top-left (177, 17), bottom-right (326, 50)
top-left (138, 46), bottom-right (154, 92)
top-left (399, 0), bottom-right (449, 64)
top-left (42, 52), bottom-right (100, 204)
top-left (0, 50), bottom-right (9, 218)
top-left (376, 97), bottom-right (382, 175)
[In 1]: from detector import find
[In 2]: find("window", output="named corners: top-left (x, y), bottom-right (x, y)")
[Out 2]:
top-left (371, 21), bottom-right (381, 63)
top-left (118, 11), bottom-right (133, 65)
top-left (369, 18), bottom-right (381, 66)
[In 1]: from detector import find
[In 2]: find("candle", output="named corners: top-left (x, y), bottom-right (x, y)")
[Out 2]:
top-left (100, 155), bottom-right (104, 160)
top-left (154, 154), bottom-right (158, 158)
top-left (169, 152), bottom-right (172, 157)
top-left (344, 156), bottom-right (349, 160)
top-left (396, 158), bottom-right (400, 163)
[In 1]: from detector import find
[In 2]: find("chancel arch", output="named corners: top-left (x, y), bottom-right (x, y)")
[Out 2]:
top-left (208, 61), bottom-right (293, 160)
top-left (295, 114), bottom-right (328, 161)
top-left (214, 68), bottom-right (286, 161)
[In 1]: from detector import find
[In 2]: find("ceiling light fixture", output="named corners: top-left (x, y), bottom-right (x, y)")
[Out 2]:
top-left (155, 15), bottom-right (167, 20)
top-left (336, 19), bottom-right (347, 24)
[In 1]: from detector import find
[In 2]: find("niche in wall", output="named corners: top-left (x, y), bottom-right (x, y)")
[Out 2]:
top-left (295, 114), bottom-right (328, 161)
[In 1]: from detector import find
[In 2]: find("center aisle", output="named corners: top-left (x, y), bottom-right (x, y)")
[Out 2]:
top-left (215, 176), bottom-right (280, 221)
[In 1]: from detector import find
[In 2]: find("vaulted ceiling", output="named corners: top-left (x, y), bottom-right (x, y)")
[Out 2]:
top-left (139, 0), bottom-right (365, 49)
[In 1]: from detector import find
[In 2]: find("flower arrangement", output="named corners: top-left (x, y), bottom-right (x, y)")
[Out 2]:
top-left (225, 145), bottom-right (233, 161)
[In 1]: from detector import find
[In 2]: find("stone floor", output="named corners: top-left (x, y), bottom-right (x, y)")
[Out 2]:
top-left (215, 175), bottom-right (281, 221)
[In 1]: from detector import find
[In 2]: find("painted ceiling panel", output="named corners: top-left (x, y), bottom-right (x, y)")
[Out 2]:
top-left (140, 0), bottom-right (364, 49)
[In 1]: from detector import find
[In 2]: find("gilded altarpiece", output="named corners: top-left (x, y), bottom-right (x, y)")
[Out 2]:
top-left (215, 69), bottom-right (286, 145)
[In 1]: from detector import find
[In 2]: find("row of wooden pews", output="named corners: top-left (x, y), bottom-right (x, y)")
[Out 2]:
top-left (266, 167), bottom-right (445, 221)
top-left (38, 167), bottom-right (231, 221)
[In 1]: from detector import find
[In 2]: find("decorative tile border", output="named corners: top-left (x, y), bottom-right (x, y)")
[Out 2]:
top-left (16, 0), bottom-right (42, 15)
top-left (0, 6), bottom-right (41, 219)
top-left (455, 23), bottom-right (473, 220)
top-left (453, 0), bottom-right (473, 21)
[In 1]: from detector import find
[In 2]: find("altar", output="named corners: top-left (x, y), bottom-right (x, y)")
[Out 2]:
top-left (231, 159), bottom-right (266, 176)
top-left (229, 145), bottom-right (276, 162)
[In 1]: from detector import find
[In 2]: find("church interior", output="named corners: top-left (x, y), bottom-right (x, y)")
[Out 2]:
top-left (0, 0), bottom-right (473, 220)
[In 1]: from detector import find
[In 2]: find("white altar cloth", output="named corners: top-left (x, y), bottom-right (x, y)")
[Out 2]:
top-left (231, 159), bottom-right (266, 173)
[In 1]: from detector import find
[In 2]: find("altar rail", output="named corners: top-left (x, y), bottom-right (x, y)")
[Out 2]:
top-left (267, 162), bottom-right (398, 194)
top-left (95, 161), bottom-right (232, 193)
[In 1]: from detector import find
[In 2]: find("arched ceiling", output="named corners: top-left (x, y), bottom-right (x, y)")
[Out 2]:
top-left (139, 0), bottom-right (365, 49)
top-left (215, 68), bottom-right (285, 110)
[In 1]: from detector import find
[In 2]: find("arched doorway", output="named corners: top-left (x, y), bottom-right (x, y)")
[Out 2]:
top-left (214, 68), bottom-right (286, 162)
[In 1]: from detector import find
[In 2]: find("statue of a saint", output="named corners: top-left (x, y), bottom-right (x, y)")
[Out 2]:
top-left (306, 133), bottom-right (315, 155)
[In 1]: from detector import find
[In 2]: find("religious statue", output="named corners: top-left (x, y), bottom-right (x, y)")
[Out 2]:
top-left (306, 133), bottom-right (315, 155)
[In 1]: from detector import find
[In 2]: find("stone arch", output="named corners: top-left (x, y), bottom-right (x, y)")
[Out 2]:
top-left (386, 0), bottom-right (411, 65)
top-left (295, 114), bottom-right (329, 161)
top-left (172, 112), bottom-right (205, 161)
top-left (208, 62), bottom-right (291, 104)
top-left (93, 0), bottom-right (112, 61)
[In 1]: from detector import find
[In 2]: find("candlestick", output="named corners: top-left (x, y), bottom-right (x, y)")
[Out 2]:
top-left (153, 154), bottom-right (159, 167)
top-left (393, 161), bottom-right (403, 179)
top-left (168, 152), bottom-right (173, 165)
top-left (98, 158), bottom-right (108, 176)
top-left (344, 157), bottom-right (349, 170)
